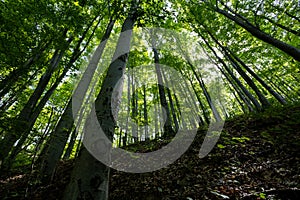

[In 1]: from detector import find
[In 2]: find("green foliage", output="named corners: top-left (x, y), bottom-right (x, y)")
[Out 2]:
top-left (231, 136), bottom-right (250, 143)
top-left (258, 192), bottom-right (266, 199)
top-left (11, 151), bottom-right (31, 170)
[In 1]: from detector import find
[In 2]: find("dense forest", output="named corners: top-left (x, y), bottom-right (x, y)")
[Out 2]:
top-left (0, 0), bottom-right (299, 199)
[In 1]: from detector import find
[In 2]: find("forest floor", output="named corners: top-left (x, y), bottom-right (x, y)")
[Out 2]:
top-left (0, 104), bottom-right (300, 200)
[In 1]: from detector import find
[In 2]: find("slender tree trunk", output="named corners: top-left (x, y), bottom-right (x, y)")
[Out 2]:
top-left (225, 63), bottom-right (262, 109)
top-left (203, 28), bottom-right (271, 108)
top-left (172, 92), bottom-right (184, 127)
top-left (38, 99), bottom-right (73, 181)
top-left (0, 48), bottom-right (67, 168)
top-left (196, 34), bottom-right (262, 110)
top-left (226, 48), bottom-right (287, 104)
top-left (175, 33), bottom-right (209, 124)
top-left (188, 78), bottom-right (210, 124)
top-left (213, 4), bottom-right (300, 61)
top-left (161, 70), bottom-right (179, 132)
top-left (118, 128), bottom-right (122, 147)
top-left (38, 17), bottom-right (115, 181)
top-left (63, 8), bottom-right (137, 199)
top-left (131, 69), bottom-right (139, 142)
top-left (227, 53), bottom-right (270, 108)
top-left (123, 72), bottom-right (131, 146)
top-left (74, 134), bottom-right (83, 158)
top-left (219, 67), bottom-right (254, 112)
top-left (0, 40), bottom-right (52, 99)
top-left (63, 128), bottom-right (77, 160)
top-left (226, 80), bottom-right (247, 113)
top-left (143, 85), bottom-right (149, 140)
top-left (177, 71), bottom-right (205, 125)
top-left (154, 91), bottom-right (159, 139)
top-left (30, 108), bottom-right (55, 171)
top-left (1, 15), bottom-right (111, 171)
top-left (153, 47), bottom-right (174, 138)
top-left (188, 62), bottom-right (222, 121)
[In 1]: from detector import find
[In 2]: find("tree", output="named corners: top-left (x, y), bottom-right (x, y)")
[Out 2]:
top-left (63, 2), bottom-right (139, 199)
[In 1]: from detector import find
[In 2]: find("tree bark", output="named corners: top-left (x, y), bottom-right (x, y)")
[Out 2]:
top-left (189, 62), bottom-right (222, 122)
top-left (63, 8), bottom-right (137, 199)
top-left (162, 70), bottom-right (179, 132)
top-left (0, 15), bottom-right (111, 170)
top-left (0, 39), bottom-right (51, 99)
top-left (197, 35), bottom-right (261, 111)
top-left (202, 27), bottom-right (271, 108)
top-left (63, 128), bottom-right (77, 160)
top-left (153, 47), bottom-right (174, 138)
top-left (214, 6), bottom-right (300, 62)
top-left (0, 48), bottom-right (67, 168)
top-left (227, 48), bottom-right (287, 104)
top-left (39, 99), bottom-right (73, 181)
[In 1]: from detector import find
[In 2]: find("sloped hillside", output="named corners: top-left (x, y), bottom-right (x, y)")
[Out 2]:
top-left (1, 104), bottom-right (300, 200)
top-left (109, 104), bottom-right (300, 200)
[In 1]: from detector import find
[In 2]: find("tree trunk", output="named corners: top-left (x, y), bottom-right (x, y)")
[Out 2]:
top-left (203, 28), bottom-right (271, 108)
top-left (227, 53), bottom-right (270, 108)
top-left (2, 16), bottom-right (112, 171)
top-left (214, 6), bottom-right (300, 62)
top-left (39, 99), bottom-right (73, 181)
top-left (63, 128), bottom-right (77, 160)
top-left (0, 48), bottom-right (67, 168)
top-left (143, 85), bottom-right (149, 140)
top-left (153, 47), bottom-right (174, 138)
top-left (189, 62), bottom-right (222, 121)
top-left (131, 68), bottom-right (139, 142)
top-left (0, 40), bottom-right (51, 99)
top-left (123, 72), bottom-right (131, 146)
top-left (63, 8), bottom-right (137, 199)
top-left (227, 48), bottom-right (287, 104)
top-left (162, 70), bottom-right (179, 132)
top-left (197, 33), bottom-right (262, 110)
top-left (188, 78), bottom-right (210, 124)
top-left (219, 67), bottom-right (254, 112)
